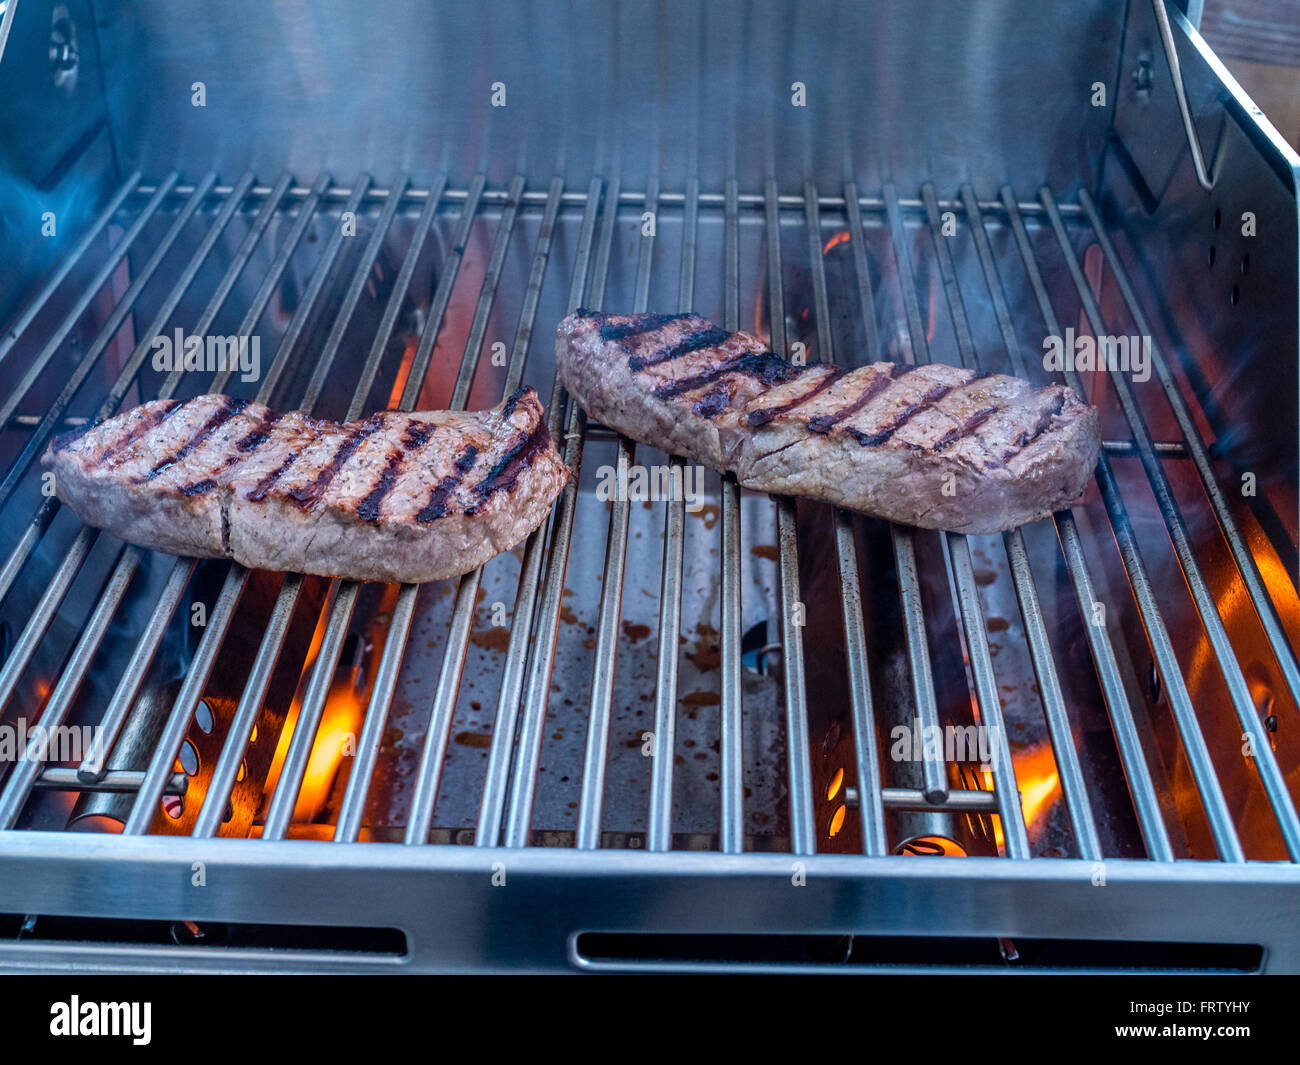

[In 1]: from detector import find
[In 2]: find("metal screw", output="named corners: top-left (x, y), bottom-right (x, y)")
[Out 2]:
top-left (1133, 55), bottom-right (1153, 102)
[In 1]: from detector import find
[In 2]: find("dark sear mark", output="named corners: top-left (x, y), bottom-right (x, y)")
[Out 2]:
top-left (653, 351), bottom-right (801, 401)
top-left (693, 383), bottom-right (732, 419)
top-left (1001, 392), bottom-right (1067, 461)
top-left (806, 364), bottom-right (907, 434)
top-left (747, 366), bottom-right (847, 427)
top-left (234, 409), bottom-right (284, 453)
top-left (246, 450), bottom-right (301, 502)
top-left (79, 397), bottom-right (184, 464)
top-left (417, 443), bottom-right (480, 521)
top-left (933, 406), bottom-right (999, 452)
top-left (499, 387), bottom-right (530, 421)
top-left (355, 448), bottom-right (405, 522)
top-left (179, 409), bottom-right (284, 491)
top-left (138, 397), bottom-right (248, 482)
top-left (401, 419), bottom-right (434, 451)
top-left (288, 417), bottom-right (381, 507)
top-left (628, 327), bottom-right (730, 371)
top-left (852, 382), bottom-right (956, 448)
top-left (475, 423), bottom-right (551, 500)
top-left (596, 312), bottom-right (693, 342)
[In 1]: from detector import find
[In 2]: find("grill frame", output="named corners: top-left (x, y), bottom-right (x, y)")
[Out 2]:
top-left (1, 1), bottom-right (1300, 973)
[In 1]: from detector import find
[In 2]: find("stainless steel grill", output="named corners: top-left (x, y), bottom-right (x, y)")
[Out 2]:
top-left (1, 0), bottom-right (1299, 973)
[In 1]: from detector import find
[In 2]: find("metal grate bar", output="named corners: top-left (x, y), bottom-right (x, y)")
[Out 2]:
top-left (997, 187), bottom-right (1174, 860)
top-left (646, 178), bottom-right (698, 852)
top-left (33, 769), bottom-right (188, 796)
top-left (376, 174), bottom-right (556, 845)
top-left (0, 169), bottom-right (295, 612)
top-left (764, 179), bottom-right (816, 856)
top-left (0, 175), bottom-right (273, 822)
top-left (133, 181), bottom-right (1086, 219)
top-left (255, 176), bottom-right (493, 842)
top-left (837, 181), bottom-right (892, 856)
top-left (0, 171), bottom-right (145, 370)
top-left (497, 175), bottom-right (620, 849)
top-left (344, 176), bottom-right (563, 845)
top-left (1004, 190), bottom-right (1241, 861)
top-left (576, 177), bottom-right (659, 849)
top-left (193, 176), bottom-right (450, 840)
top-left (0, 548), bottom-right (140, 826)
top-left (887, 184), bottom-right (1027, 854)
top-left (0, 173), bottom-right (200, 472)
top-left (472, 177), bottom-right (603, 847)
top-left (719, 178), bottom-right (745, 853)
top-left (0, 176), bottom-right (227, 510)
top-left (803, 180), bottom-right (887, 854)
top-left (124, 177), bottom-right (417, 832)
top-left (923, 184), bottom-right (1103, 860)
top-left (1042, 188), bottom-right (1300, 858)
top-left (91, 177), bottom-right (371, 797)
top-left (0, 172), bottom-right (273, 726)
top-left (1076, 188), bottom-right (1300, 714)
top-left (881, 185), bottom-right (951, 807)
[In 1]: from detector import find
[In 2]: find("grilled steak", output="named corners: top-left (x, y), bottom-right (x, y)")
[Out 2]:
top-left (43, 387), bottom-right (570, 583)
top-left (556, 311), bottom-right (1100, 533)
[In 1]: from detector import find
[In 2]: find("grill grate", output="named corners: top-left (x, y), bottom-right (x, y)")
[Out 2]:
top-left (0, 173), bottom-right (1298, 870)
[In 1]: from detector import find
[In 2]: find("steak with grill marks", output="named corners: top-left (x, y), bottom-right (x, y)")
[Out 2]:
top-left (556, 311), bottom-right (1100, 533)
top-left (42, 387), bottom-right (570, 583)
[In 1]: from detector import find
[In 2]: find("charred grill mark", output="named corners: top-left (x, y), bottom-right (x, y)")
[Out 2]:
top-left (654, 351), bottom-right (802, 401)
top-left (417, 443), bottom-right (480, 521)
top-left (81, 397), bottom-right (184, 463)
top-left (175, 409), bottom-right (283, 492)
top-left (401, 419), bottom-right (434, 451)
top-left (693, 383), bottom-right (731, 418)
top-left (246, 451), bottom-right (301, 502)
top-left (178, 478), bottom-right (217, 497)
top-left (137, 397), bottom-right (247, 482)
top-left (852, 382), bottom-right (956, 447)
top-left (628, 327), bottom-right (730, 371)
top-left (933, 406), bottom-right (999, 452)
top-left (747, 367), bottom-right (847, 427)
top-left (476, 422), bottom-right (552, 500)
top-left (355, 448), bottom-right (405, 522)
top-left (597, 312), bottom-right (693, 342)
top-left (500, 386), bottom-right (531, 421)
top-left (234, 410), bottom-right (284, 453)
top-left (456, 445), bottom-right (480, 474)
top-left (288, 418), bottom-right (380, 507)
top-left (806, 364), bottom-right (907, 434)
top-left (1002, 392), bottom-right (1068, 460)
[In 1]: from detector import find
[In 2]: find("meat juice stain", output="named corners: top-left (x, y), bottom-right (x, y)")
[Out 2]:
top-left (750, 544), bottom-right (779, 561)
top-left (621, 621), bottom-right (651, 642)
top-left (469, 628), bottom-right (510, 652)
top-left (688, 622), bottom-right (721, 672)
top-left (691, 503), bottom-right (721, 531)
top-left (453, 731), bottom-right (492, 748)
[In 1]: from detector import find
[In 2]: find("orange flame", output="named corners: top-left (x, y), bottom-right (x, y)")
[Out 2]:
top-left (823, 231), bottom-right (850, 255)
top-left (386, 333), bottom-right (420, 409)
top-left (294, 683), bottom-right (363, 821)
top-left (983, 743), bottom-right (1061, 851)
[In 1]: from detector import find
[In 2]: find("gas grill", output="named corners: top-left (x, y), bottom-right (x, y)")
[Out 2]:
top-left (0, 0), bottom-right (1298, 972)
